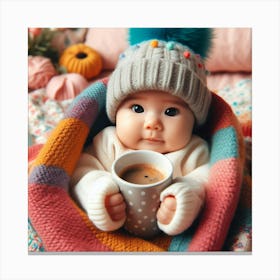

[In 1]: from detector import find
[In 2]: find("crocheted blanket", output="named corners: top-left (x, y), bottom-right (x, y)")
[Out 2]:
top-left (28, 77), bottom-right (246, 252)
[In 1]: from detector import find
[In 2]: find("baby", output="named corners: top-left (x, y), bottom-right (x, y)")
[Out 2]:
top-left (70, 32), bottom-right (212, 236)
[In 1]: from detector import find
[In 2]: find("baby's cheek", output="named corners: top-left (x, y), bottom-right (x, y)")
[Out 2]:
top-left (172, 127), bottom-right (193, 148)
top-left (116, 125), bottom-right (137, 149)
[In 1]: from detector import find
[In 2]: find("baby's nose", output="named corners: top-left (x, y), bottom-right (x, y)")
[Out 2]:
top-left (144, 114), bottom-right (163, 130)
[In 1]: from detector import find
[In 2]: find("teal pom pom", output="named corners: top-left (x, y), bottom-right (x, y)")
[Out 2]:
top-left (129, 28), bottom-right (167, 45)
top-left (128, 28), bottom-right (213, 59)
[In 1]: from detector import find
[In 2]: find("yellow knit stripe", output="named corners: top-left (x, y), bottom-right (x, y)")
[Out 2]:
top-left (75, 204), bottom-right (172, 252)
top-left (33, 118), bottom-right (89, 176)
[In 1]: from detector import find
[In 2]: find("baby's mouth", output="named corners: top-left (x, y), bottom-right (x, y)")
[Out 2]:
top-left (144, 138), bottom-right (164, 143)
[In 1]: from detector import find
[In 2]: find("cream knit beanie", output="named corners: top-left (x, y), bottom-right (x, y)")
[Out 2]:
top-left (106, 29), bottom-right (212, 125)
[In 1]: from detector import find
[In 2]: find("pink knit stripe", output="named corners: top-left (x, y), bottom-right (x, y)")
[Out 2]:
top-left (28, 144), bottom-right (43, 162)
top-left (188, 158), bottom-right (243, 251)
top-left (28, 183), bottom-right (111, 251)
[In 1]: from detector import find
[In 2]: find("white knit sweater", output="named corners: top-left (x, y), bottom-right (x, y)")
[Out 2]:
top-left (70, 126), bottom-right (210, 236)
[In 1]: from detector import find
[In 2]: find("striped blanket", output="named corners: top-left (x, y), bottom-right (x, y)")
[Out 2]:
top-left (28, 77), bottom-right (245, 252)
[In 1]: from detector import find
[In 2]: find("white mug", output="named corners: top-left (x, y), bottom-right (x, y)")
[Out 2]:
top-left (112, 150), bottom-right (173, 238)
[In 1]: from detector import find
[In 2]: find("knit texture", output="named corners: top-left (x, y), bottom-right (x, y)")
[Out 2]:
top-left (106, 39), bottom-right (212, 125)
top-left (28, 77), bottom-right (245, 252)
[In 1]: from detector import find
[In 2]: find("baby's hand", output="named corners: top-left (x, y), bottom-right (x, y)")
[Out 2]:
top-left (105, 193), bottom-right (126, 222)
top-left (156, 195), bottom-right (177, 225)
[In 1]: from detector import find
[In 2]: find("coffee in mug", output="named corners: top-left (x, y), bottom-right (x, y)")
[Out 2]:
top-left (119, 163), bottom-right (165, 185)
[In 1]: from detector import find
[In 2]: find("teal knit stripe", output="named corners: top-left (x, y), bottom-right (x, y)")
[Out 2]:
top-left (210, 126), bottom-right (239, 165)
top-left (70, 80), bottom-right (106, 109)
top-left (168, 223), bottom-right (198, 251)
top-left (64, 80), bottom-right (107, 128)
top-left (168, 231), bottom-right (193, 252)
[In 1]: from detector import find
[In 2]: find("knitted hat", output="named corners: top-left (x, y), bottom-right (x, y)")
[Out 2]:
top-left (106, 28), bottom-right (213, 125)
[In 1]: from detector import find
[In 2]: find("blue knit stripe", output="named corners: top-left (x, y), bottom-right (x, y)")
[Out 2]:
top-left (70, 80), bottom-right (107, 111)
top-left (210, 126), bottom-right (239, 165)
top-left (169, 232), bottom-right (192, 251)
top-left (168, 224), bottom-right (200, 251)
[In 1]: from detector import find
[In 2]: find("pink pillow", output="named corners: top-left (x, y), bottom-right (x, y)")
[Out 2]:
top-left (85, 28), bottom-right (128, 70)
top-left (85, 28), bottom-right (252, 72)
top-left (46, 73), bottom-right (89, 101)
top-left (206, 28), bottom-right (252, 72)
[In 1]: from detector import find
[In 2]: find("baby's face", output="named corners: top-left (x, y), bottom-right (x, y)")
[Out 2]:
top-left (115, 91), bottom-right (195, 154)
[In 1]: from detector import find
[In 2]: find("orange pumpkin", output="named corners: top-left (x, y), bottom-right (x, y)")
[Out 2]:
top-left (59, 43), bottom-right (103, 80)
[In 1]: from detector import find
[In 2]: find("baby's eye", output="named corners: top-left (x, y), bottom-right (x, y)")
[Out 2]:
top-left (131, 104), bottom-right (144, 113)
top-left (165, 107), bottom-right (179, 116)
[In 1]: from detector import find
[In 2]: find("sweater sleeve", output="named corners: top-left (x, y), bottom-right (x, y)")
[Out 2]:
top-left (70, 127), bottom-right (126, 231)
top-left (157, 137), bottom-right (210, 236)
top-left (73, 172), bottom-right (126, 231)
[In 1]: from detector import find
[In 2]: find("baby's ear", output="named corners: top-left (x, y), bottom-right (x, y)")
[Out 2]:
top-left (193, 121), bottom-right (200, 134)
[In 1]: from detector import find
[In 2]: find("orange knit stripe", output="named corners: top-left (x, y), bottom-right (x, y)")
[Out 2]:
top-left (75, 205), bottom-right (172, 252)
top-left (33, 118), bottom-right (89, 176)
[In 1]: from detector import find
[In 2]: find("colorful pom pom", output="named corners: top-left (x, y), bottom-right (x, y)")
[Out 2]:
top-left (166, 42), bottom-right (175, 50)
top-left (183, 51), bottom-right (191, 59)
top-left (150, 40), bottom-right (158, 48)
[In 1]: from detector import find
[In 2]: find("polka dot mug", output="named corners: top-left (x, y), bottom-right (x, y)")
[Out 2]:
top-left (112, 150), bottom-right (173, 238)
